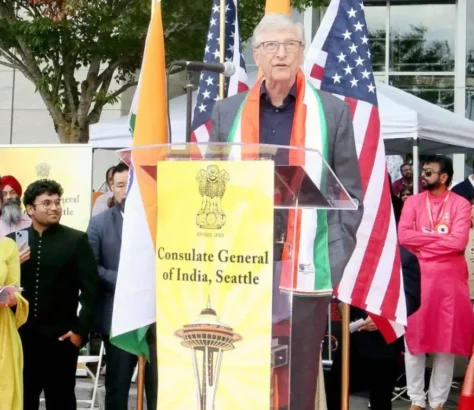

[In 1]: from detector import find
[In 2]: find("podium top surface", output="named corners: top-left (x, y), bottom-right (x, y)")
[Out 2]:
top-left (117, 142), bottom-right (359, 210)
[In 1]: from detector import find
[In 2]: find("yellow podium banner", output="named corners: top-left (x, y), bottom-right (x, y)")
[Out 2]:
top-left (156, 160), bottom-right (274, 410)
top-left (0, 145), bottom-right (93, 231)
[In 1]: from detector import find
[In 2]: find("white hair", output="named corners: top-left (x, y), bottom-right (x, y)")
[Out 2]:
top-left (252, 14), bottom-right (305, 48)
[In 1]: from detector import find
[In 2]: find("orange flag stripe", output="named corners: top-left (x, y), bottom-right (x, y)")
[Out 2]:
top-left (265, 0), bottom-right (291, 15)
top-left (132, 0), bottom-right (169, 246)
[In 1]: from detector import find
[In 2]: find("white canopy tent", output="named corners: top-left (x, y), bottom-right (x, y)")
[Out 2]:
top-left (378, 82), bottom-right (474, 156)
top-left (89, 92), bottom-right (190, 149)
top-left (90, 72), bottom-right (474, 160)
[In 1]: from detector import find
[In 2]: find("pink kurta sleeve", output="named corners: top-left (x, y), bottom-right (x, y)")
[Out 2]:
top-left (398, 195), bottom-right (435, 251)
top-left (420, 197), bottom-right (471, 256)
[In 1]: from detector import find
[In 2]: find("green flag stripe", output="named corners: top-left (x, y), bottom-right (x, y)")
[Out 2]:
top-left (227, 94), bottom-right (248, 143)
top-left (129, 113), bottom-right (136, 135)
top-left (308, 82), bottom-right (332, 293)
top-left (111, 326), bottom-right (150, 358)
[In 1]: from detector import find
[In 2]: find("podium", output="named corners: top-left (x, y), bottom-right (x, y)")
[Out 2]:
top-left (118, 142), bottom-right (358, 410)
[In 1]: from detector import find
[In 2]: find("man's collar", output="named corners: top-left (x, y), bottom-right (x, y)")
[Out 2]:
top-left (30, 223), bottom-right (60, 237)
top-left (260, 80), bottom-right (297, 100)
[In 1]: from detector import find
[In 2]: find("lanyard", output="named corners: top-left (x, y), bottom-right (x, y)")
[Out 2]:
top-left (426, 193), bottom-right (450, 230)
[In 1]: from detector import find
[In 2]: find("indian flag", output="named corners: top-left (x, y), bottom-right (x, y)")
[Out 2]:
top-left (265, 0), bottom-right (291, 14)
top-left (111, 0), bottom-right (168, 357)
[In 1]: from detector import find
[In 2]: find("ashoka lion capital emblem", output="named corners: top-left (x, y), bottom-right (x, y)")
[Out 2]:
top-left (196, 165), bottom-right (229, 230)
top-left (36, 163), bottom-right (52, 179)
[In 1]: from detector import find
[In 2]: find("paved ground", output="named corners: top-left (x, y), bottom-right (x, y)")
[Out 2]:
top-left (38, 377), bottom-right (461, 410)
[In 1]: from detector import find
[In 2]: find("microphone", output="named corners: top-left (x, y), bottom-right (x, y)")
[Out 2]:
top-left (174, 60), bottom-right (236, 77)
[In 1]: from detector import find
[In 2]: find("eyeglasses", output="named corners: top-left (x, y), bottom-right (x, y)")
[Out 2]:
top-left (420, 168), bottom-right (441, 177)
top-left (33, 199), bottom-right (62, 209)
top-left (258, 40), bottom-right (302, 54)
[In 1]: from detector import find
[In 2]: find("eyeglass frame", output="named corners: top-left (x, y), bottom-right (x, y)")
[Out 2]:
top-left (32, 199), bottom-right (62, 209)
top-left (420, 168), bottom-right (442, 177)
top-left (256, 40), bottom-right (303, 54)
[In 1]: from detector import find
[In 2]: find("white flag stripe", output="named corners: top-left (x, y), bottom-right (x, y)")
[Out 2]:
top-left (194, 124), bottom-right (210, 143)
top-left (352, 100), bottom-right (373, 155)
top-left (228, 2), bottom-right (247, 96)
top-left (337, 130), bottom-right (385, 302)
top-left (395, 276), bottom-right (408, 325)
top-left (112, 166), bottom-right (156, 336)
top-left (303, 1), bottom-right (338, 72)
top-left (391, 321), bottom-right (405, 338)
top-left (295, 87), bottom-right (326, 292)
top-left (296, 210), bottom-right (318, 290)
top-left (365, 207), bottom-right (398, 314)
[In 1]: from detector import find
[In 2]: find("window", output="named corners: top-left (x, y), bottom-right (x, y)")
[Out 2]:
top-left (365, 4), bottom-right (386, 72)
top-left (390, 4), bottom-right (455, 72)
top-left (364, 0), bottom-right (456, 112)
top-left (389, 75), bottom-right (454, 111)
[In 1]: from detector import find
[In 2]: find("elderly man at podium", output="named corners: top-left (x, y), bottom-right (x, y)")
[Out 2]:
top-left (210, 13), bottom-right (363, 410)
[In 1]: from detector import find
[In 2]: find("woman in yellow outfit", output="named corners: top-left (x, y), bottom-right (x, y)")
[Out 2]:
top-left (0, 188), bottom-right (29, 410)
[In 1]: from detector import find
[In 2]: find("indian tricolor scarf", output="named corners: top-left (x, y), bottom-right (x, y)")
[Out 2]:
top-left (227, 70), bottom-right (332, 296)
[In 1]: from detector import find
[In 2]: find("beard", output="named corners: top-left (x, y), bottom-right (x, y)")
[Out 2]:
top-left (421, 179), bottom-right (441, 191)
top-left (2, 198), bottom-right (24, 225)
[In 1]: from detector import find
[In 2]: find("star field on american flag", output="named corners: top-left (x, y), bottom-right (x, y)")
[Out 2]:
top-left (314, 1), bottom-right (378, 107)
top-left (191, 0), bottom-right (248, 139)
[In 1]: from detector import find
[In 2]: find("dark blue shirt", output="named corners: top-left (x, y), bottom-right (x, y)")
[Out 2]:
top-left (259, 81), bottom-right (297, 148)
top-left (259, 81), bottom-right (297, 244)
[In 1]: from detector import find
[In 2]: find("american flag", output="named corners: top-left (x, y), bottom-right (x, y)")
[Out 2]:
top-left (191, 0), bottom-right (249, 143)
top-left (304, 0), bottom-right (406, 341)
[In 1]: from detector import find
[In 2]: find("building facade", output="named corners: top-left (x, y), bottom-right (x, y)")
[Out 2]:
top-left (1, 1), bottom-right (473, 179)
top-left (245, 0), bottom-right (474, 178)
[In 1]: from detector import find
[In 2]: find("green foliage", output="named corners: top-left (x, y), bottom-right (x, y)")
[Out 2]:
top-left (162, 0), bottom-right (327, 64)
top-left (0, 0), bottom-right (327, 142)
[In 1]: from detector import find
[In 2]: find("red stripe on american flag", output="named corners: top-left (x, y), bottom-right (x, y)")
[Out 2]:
top-left (310, 64), bottom-right (324, 81)
top-left (370, 313), bottom-right (398, 343)
top-left (357, 107), bottom-right (381, 195)
top-left (379, 245), bottom-right (402, 321)
top-left (344, 97), bottom-right (358, 119)
top-left (238, 81), bottom-right (249, 93)
top-left (204, 120), bottom-right (212, 135)
top-left (350, 172), bottom-right (392, 308)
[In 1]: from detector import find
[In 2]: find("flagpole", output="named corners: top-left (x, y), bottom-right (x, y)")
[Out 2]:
top-left (219, 0), bottom-right (226, 99)
top-left (341, 303), bottom-right (351, 410)
top-left (137, 356), bottom-right (146, 410)
top-left (135, 3), bottom-right (155, 408)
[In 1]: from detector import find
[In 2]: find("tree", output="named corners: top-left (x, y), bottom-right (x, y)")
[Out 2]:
top-left (0, 0), bottom-right (325, 143)
top-left (0, 0), bottom-right (150, 143)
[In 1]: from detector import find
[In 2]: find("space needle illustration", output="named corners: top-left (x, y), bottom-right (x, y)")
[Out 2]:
top-left (175, 298), bottom-right (242, 410)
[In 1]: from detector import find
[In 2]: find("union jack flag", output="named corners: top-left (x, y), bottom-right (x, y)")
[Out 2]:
top-left (304, 0), bottom-right (406, 341)
top-left (191, 0), bottom-right (248, 143)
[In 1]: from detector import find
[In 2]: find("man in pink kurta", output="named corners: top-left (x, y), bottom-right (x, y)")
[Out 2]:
top-left (399, 155), bottom-right (474, 410)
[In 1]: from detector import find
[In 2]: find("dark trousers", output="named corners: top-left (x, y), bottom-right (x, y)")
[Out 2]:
top-left (103, 324), bottom-right (158, 410)
top-left (21, 325), bottom-right (79, 410)
top-left (326, 345), bottom-right (399, 410)
top-left (289, 295), bottom-right (331, 410)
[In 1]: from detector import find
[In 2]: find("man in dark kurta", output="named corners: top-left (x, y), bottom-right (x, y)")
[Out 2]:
top-left (8, 179), bottom-right (99, 410)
